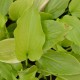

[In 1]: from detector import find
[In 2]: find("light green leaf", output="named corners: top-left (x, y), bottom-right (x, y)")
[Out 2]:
top-left (0, 62), bottom-right (16, 80)
top-left (11, 63), bottom-right (22, 71)
top-left (19, 65), bottom-right (38, 80)
top-left (0, 0), bottom-right (13, 16)
top-left (61, 15), bottom-right (80, 46)
top-left (0, 38), bottom-right (20, 63)
top-left (56, 74), bottom-right (80, 80)
top-left (71, 43), bottom-right (80, 55)
top-left (40, 12), bottom-right (53, 20)
top-left (14, 5), bottom-right (45, 61)
top-left (0, 26), bottom-right (8, 40)
top-left (69, 0), bottom-right (80, 18)
top-left (56, 77), bottom-right (64, 80)
top-left (44, 0), bottom-right (70, 19)
top-left (42, 20), bottom-right (67, 51)
top-left (0, 14), bottom-right (7, 29)
top-left (63, 74), bottom-right (80, 80)
top-left (9, 0), bottom-right (34, 20)
top-left (36, 50), bottom-right (80, 75)
top-left (0, 14), bottom-right (8, 40)
top-left (70, 52), bottom-right (80, 62)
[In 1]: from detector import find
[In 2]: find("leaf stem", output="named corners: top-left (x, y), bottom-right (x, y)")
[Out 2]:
top-left (38, 74), bottom-right (43, 79)
top-left (50, 75), bottom-right (52, 80)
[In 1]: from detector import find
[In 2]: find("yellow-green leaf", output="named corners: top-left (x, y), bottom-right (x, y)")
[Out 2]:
top-left (61, 15), bottom-right (80, 46)
top-left (19, 65), bottom-right (38, 80)
top-left (0, 38), bottom-right (19, 63)
top-left (69, 0), bottom-right (80, 18)
top-left (56, 74), bottom-right (80, 80)
top-left (36, 50), bottom-right (80, 75)
top-left (9, 0), bottom-right (34, 20)
top-left (44, 0), bottom-right (70, 19)
top-left (0, 0), bottom-right (13, 16)
top-left (14, 6), bottom-right (45, 61)
top-left (0, 14), bottom-right (9, 40)
top-left (42, 20), bottom-right (67, 51)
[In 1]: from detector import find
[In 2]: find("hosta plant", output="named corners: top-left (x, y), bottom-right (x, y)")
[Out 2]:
top-left (0, 0), bottom-right (80, 80)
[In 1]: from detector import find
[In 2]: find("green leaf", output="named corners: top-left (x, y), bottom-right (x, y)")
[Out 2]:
top-left (9, 0), bottom-right (34, 20)
top-left (60, 39), bottom-right (72, 47)
top-left (7, 23), bottom-right (17, 38)
top-left (19, 65), bottom-right (38, 80)
top-left (69, 0), bottom-right (80, 18)
top-left (0, 26), bottom-right (9, 40)
top-left (42, 20), bottom-right (67, 51)
top-left (56, 74), bottom-right (80, 80)
top-left (40, 12), bottom-right (53, 20)
top-left (71, 43), bottom-right (80, 55)
top-left (0, 0), bottom-right (13, 16)
top-left (61, 15), bottom-right (80, 46)
top-left (70, 52), bottom-right (80, 62)
top-left (63, 74), bottom-right (80, 80)
top-left (56, 45), bottom-right (66, 52)
top-left (56, 77), bottom-right (63, 80)
top-left (0, 62), bottom-right (16, 80)
top-left (14, 5), bottom-right (45, 61)
top-left (0, 14), bottom-right (7, 29)
top-left (44, 0), bottom-right (70, 19)
top-left (11, 63), bottom-right (22, 71)
top-left (36, 50), bottom-right (80, 75)
top-left (0, 38), bottom-right (20, 63)
top-left (0, 14), bottom-right (9, 40)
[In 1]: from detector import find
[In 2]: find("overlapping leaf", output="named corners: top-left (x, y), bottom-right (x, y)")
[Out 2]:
top-left (9, 0), bottom-right (34, 20)
top-left (69, 0), bottom-right (80, 18)
top-left (0, 14), bottom-right (8, 40)
top-left (9, 0), bottom-right (49, 20)
top-left (36, 0), bottom-right (49, 11)
top-left (0, 62), bottom-right (17, 80)
top-left (42, 20), bottom-right (68, 51)
top-left (44, 0), bottom-right (70, 19)
top-left (56, 74), bottom-right (80, 80)
top-left (14, 5), bottom-right (45, 61)
top-left (0, 38), bottom-right (19, 63)
top-left (36, 50), bottom-right (80, 75)
top-left (40, 12), bottom-right (53, 20)
top-left (19, 65), bottom-right (38, 80)
top-left (61, 15), bottom-right (80, 46)
top-left (71, 43), bottom-right (80, 55)
top-left (0, 0), bottom-right (13, 16)
top-left (7, 23), bottom-right (17, 38)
